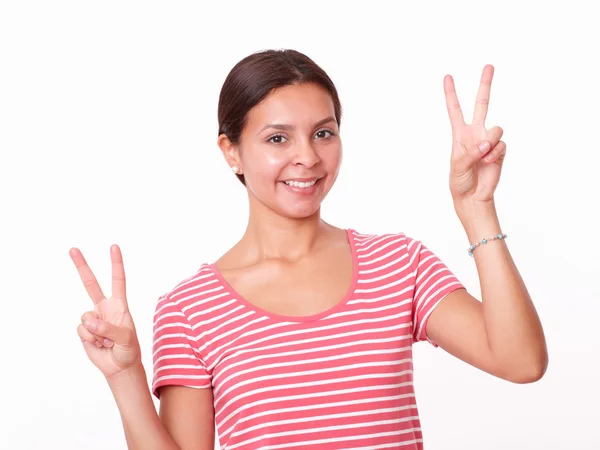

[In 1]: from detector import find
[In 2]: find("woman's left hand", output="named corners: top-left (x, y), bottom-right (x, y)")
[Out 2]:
top-left (445, 65), bottom-right (506, 205)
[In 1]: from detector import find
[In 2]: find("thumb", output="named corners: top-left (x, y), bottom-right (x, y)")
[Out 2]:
top-left (84, 318), bottom-right (134, 345)
top-left (455, 140), bottom-right (491, 172)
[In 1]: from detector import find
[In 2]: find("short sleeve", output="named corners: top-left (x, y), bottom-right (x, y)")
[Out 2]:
top-left (151, 294), bottom-right (212, 398)
top-left (406, 236), bottom-right (465, 346)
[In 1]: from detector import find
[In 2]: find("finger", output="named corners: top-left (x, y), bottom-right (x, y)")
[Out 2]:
top-left (453, 129), bottom-right (503, 171)
top-left (83, 317), bottom-right (132, 345)
top-left (484, 140), bottom-right (507, 163)
top-left (110, 245), bottom-right (128, 305)
top-left (472, 64), bottom-right (494, 127)
top-left (70, 248), bottom-right (106, 304)
top-left (81, 312), bottom-right (113, 347)
top-left (456, 126), bottom-right (504, 166)
top-left (77, 323), bottom-right (104, 348)
top-left (486, 126), bottom-right (504, 149)
top-left (444, 74), bottom-right (465, 131)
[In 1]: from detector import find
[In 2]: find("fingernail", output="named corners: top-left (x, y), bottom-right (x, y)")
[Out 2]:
top-left (95, 341), bottom-right (102, 348)
top-left (479, 141), bottom-right (490, 152)
top-left (85, 320), bottom-right (96, 331)
top-left (103, 339), bottom-right (113, 347)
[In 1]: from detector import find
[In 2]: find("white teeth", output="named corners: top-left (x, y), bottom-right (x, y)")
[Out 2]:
top-left (284, 180), bottom-right (317, 188)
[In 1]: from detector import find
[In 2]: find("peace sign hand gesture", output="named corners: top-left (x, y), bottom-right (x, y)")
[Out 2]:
top-left (71, 245), bottom-right (141, 379)
top-left (445, 65), bottom-right (506, 205)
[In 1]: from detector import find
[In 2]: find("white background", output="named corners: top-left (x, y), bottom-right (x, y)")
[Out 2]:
top-left (1, 1), bottom-right (599, 449)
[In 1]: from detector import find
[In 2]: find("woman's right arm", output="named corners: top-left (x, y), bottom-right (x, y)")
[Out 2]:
top-left (70, 245), bottom-right (214, 449)
top-left (107, 364), bottom-right (179, 450)
top-left (107, 365), bottom-right (215, 450)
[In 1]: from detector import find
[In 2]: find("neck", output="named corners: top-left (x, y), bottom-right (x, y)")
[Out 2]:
top-left (240, 197), bottom-right (331, 262)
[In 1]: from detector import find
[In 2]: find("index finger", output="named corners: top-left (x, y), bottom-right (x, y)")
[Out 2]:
top-left (472, 64), bottom-right (494, 126)
top-left (444, 74), bottom-right (465, 131)
top-left (69, 248), bottom-right (106, 304)
top-left (110, 244), bottom-right (127, 302)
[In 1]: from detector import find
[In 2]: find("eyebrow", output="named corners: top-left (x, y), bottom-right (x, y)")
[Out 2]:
top-left (257, 116), bottom-right (337, 134)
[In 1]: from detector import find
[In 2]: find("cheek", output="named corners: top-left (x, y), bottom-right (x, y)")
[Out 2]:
top-left (320, 143), bottom-right (343, 171)
top-left (243, 148), bottom-right (287, 179)
top-left (262, 152), bottom-right (288, 171)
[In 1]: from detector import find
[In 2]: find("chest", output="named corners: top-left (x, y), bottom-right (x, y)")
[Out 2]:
top-left (222, 244), bottom-right (354, 317)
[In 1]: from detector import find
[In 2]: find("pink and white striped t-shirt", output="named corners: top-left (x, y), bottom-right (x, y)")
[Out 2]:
top-left (152, 229), bottom-right (465, 449)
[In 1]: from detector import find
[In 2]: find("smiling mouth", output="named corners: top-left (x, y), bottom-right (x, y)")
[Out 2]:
top-left (282, 179), bottom-right (319, 189)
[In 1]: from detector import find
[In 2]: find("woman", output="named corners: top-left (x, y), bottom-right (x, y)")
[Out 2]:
top-left (71, 49), bottom-right (548, 449)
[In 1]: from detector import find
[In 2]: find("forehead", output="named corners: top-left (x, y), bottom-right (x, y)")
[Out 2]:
top-left (245, 82), bottom-right (335, 128)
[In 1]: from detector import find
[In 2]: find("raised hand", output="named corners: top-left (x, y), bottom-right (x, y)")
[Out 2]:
top-left (71, 244), bottom-right (141, 379)
top-left (445, 65), bottom-right (506, 204)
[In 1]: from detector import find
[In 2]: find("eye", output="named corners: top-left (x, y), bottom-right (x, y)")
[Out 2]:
top-left (315, 129), bottom-right (335, 139)
top-left (267, 134), bottom-right (287, 144)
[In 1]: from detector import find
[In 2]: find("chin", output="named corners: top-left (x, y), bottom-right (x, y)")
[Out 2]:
top-left (277, 203), bottom-right (322, 220)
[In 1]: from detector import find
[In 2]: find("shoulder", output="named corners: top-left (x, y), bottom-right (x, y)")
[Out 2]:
top-left (349, 227), bottom-right (421, 250)
top-left (348, 228), bottom-right (426, 271)
top-left (155, 263), bottom-right (219, 312)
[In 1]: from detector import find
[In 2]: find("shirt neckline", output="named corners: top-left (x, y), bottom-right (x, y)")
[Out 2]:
top-left (208, 228), bottom-right (359, 323)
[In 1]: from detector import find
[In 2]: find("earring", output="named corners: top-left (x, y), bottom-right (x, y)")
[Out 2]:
top-left (231, 166), bottom-right (239, 174)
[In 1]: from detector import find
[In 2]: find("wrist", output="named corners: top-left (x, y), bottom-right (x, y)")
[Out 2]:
top-left (454, 199), bottom-right (502, 243)
top-left (106, 363), bottom-right (147, 391)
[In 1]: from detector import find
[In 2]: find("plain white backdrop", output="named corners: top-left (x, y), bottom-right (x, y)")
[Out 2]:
top-left (1, 1), bottom-right (599, 449)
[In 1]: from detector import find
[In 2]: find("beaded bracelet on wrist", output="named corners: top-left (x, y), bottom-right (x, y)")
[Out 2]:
top-left (468, 233), bottom-right (507, 257)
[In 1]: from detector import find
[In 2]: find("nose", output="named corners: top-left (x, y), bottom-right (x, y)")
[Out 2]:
top-left (292, 138), bottom-right (321, 168)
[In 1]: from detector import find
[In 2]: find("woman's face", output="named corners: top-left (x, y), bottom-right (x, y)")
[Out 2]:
top-left (235, 82), bottom-right (342, 219)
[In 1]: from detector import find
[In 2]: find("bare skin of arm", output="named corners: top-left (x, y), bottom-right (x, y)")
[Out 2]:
top-left (426, 203), bottom-right (548, 384)
top-left (158, 386), bottom-right (216, 450)
top-left (105, 365), bottom-right (215, 450)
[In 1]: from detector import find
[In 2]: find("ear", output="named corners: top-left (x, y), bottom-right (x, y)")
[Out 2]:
top-left (217, 134), bottom-right (243, 174)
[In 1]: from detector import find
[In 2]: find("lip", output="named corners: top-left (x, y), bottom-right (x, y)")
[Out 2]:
top-left (280, 177), bottom-right (322, 196)
top-left (280, 176), bottom-right (322, 182)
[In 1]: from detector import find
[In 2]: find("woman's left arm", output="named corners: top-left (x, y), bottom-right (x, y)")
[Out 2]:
top-left (426, 200), bottom-right (548, 383)
top-left (425, 65), bottom-right (548, 383)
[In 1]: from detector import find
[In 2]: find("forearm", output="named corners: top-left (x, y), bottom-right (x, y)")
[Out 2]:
top-left (456, 199), bottom-right (548, 379)
top-left (107, 364), bottom-right (179, 450)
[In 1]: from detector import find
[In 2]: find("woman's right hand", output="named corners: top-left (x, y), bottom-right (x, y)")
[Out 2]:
top-left (71, 244), bottom-right (142, 380)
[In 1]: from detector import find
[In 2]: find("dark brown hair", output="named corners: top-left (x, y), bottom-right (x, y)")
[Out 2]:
top-left (218, 49), bottom-right (343, 185)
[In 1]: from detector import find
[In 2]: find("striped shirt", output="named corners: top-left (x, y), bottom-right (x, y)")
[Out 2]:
top-left (152, 229), bottom-right (464, 449)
